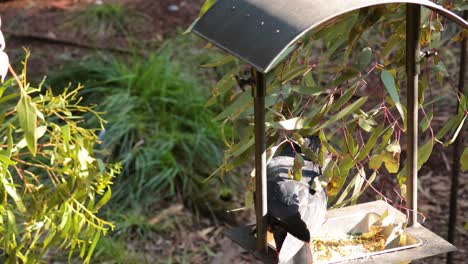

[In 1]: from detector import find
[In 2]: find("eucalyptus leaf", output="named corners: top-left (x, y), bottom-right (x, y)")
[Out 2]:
top-left (314, 96), bottom-right (368, 132)
top-left (369, 154), bottom-right (384, 170)
top-left (1, 175), bottom-right (26, 213)
top-left (198, 0), bottom-right (218, 17)
top-left (279, 65), bottom-right (308, 83)
top-left (421, 111), bottom-right (433, 132)
top-left (95, 187), bottom-right (112, 210)
top-left (351, 168), bottom-right (365, 204)
top-left (17, 94), bottom-right (38, 156)
top-left (397, 140), bottom-right (434, 186)
top-left (214, 89), bottom-right (251, 121)
top-left (290, 85), bottom-right (323, 96)
top-left (330, 85), bottom-right (358, 112)
top-left (293, 153), bottom-right (305, 181)
top-left (381, 70), bottom-right (405, 126)
top-left (461, 148), bottom-right (468, 172)
top-left (269, 117), bottom-right (309, 130)
top-left (357, 47), bottom-right (372, 71)
top-left (201, 55), bottom-right (235, 68)
top-left (444, 115), bottom-right (466, 146)
top-left (358, 118), bottom-right (374, 132)
top-left (382, 152), bottom-right (399, 173)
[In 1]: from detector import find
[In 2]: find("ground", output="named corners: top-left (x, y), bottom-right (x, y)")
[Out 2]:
top-left (0, 0), bottom-right (466, 263)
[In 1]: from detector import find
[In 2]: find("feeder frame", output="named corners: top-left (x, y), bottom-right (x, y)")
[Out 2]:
top-left (192, 0), bottom-right (468, 262)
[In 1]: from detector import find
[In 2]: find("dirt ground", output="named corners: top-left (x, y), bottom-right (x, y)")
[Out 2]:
top-left (1, 0), bottom-right (466, 263)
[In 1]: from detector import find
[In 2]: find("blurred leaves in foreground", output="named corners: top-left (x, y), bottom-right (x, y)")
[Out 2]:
top-left (0, 51), bottom-right (120, 263)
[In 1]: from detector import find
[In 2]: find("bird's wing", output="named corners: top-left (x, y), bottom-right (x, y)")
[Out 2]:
top-left (301, 187), bottom-right (327, 236)
top-left (267, 171), bottom-right (309, 221)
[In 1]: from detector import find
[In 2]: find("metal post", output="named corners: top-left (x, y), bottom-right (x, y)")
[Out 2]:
top-left (406, 4), bottom-right (421, 227)
top-left (253, 69), bottom-right (268, 253)
top-left (447, 10), bottom-right (467, 264)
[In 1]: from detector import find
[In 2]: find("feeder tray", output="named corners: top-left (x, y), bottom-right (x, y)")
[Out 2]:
top-left (224, 201), bottom-right (456, 263)
top-left (191, 0), bottom-right (467, 262)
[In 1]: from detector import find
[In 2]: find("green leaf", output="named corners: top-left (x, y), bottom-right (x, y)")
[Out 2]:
top-left (292, 153), bottom-right (304, 181)
top-left (0, 154), bottom-right (16, 166)
top-left (304, 73), bottom-right (317, 87)
top-left (435, 94), bottom-right (465, 143)
top-left (229, 136), bottom-right (254, 157)
top-left (95, 187), bottom-right (112, 210)
top-left (0, 93), bottom-right (18, 104)
top-left (62, 124), bottom-right (71, 151)
top-left (327, 68), bottom-right (360, 88)
top-left (461, 148), bottom-right (468, 172)
top-left (356, 124), bottom-right (385, 161)
top-left (351, 168), bottom-right (365, 204)
top-left (214, 89), bottom-right (251, 121)
top-left (386, 141), bottom-right (401, 156)
top-left (42, 229), bottom-right (57, 250)
top-left (84, 232), bottom-right (101, 264)
top-left (436, 115), bottom-right (458, 140)
top-left (434, 61), bottom-right (449, 77)
top-left (290, 85), bottom-right (323, 96)
top-left (357, 47), bottom-right (372, 70)
top-left (397, 140), bottom-right (434, 186)
top-left (444, 115), bottom-right (466, 146)
top-left (315, 96), bottom-right (368, 132)
top-left (206, 72), bottom-right (236, 106)
top-left (201, 55), bottom-right (234, 68)
top-left (382, 34), bottom-right (401, 58)
top-left (17, 94), bottom-right (38, 156)
top-left (330, 85), bottom-right (358, 112)
top-left (279, 65), bottom-right (308, 83)
top-left (358, 118), bottom-right (374, 132)
top-left (198, 0), bottom-right (218, 17)
top-left (333, 171), bottom-right (376, 208)
top-left (375, 128), bottom-right (393, 153)
top-left (269, 117), bottom-right (308, 130)
top-left (344, 128), bottom-right (358, 157)
top-left (369, 154), bottom-right (383, 170)
top-left (1, 175), bottom-right (26, 213)
top-left (417, 140), bottom-right (433, 169)
top-left (335, 169), bottom-right (360, 206)
top-left (421, 111), bottom-right (433, 132)
top-left (328, 154), bottom-right (355, 197)
top-left (319, 130), bottom-right (340, 157)
top-left (382, 152), bottom-right (399, 173)
top-left (381, 70), bottom-right (405, 126)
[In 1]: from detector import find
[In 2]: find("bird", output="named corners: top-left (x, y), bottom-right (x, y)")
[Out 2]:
top-left (267, 136), bottom-right (328, 264)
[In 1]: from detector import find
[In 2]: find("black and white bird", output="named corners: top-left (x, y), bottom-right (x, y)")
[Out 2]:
top-left (267, 136), bottom-right (328, 264)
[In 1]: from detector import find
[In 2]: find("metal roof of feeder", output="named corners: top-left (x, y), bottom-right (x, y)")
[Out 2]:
top-left (193, 0), bottom-right (468, 73)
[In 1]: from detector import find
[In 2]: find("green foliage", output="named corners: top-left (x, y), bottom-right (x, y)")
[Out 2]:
top-left (47, 44), bottom-right (229, 212)
top-left (462, 147), bottom-right (468, 172)
top-left (0, 53), bottom-right (120, 263)
top-left (91, 236), bottom-right (146, 264)
top-left (197, 1), bottom-right (467, 208)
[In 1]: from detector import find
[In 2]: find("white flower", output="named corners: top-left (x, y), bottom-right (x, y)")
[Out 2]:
top-left (0, 16), bottom-right (9, 82)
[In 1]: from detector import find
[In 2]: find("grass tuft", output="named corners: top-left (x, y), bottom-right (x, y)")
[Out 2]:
top-left (47, 44), bottom-right (234, 214)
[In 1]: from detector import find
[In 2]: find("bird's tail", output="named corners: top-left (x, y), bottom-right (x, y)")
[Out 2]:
top-left (276, 213), bottom-right (311, 263)
top-left (278, 235), bottom-right (312, 264)
top-left (283, 212), bottom-right (310, 242)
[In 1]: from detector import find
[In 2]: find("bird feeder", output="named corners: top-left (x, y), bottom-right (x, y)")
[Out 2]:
top-left (191, 0), bottom-right (468, 262)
